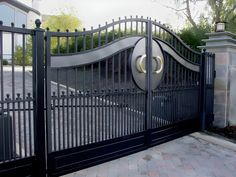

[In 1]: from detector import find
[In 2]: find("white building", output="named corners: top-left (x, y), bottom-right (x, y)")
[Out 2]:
top-left (0, 0), bottom-right (41, 59)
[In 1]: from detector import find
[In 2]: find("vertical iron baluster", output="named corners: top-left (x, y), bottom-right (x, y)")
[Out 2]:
top-left (114, 89), bottom-right (118, 137)
top-left (112, 89), bottom-right (115, 138)
top-left (130, 89), bottom-right (133, 134)
top-left (61, 91), bottom-right (65, 149)
top-left (124, 16), bottom-right (127, 36)
top-left (130, 16), bottom-right (133, 34)
top-left (118, 17), bottom-right (121, 38)
top-left (91, 27), bottom-right (93, 49)
top-left (154, 19), bottom-right (157, 36)
top-left (94, 89), bottom-right (97, 142)
top-left (10, 25), bottom-right (17, 159)
top-left (70, 91), bottom-right (74, 147)
top-left (112, 19), bottom-right (115, 40)
top-left (52, 92), bottom-right (56, 151)
top-left (79, 91), bottom-right (82, 145)
top-left (66, 29), bottom-right (69, 53)
top-left (141, 16), bottom-right (143, 34)
top-left (121, 89), bottom-right (124, 136)
top-left (91, 65), bottom-right (94, 143)
top-left (83, 66), bottom-right (86, 145)
top-left (87, 87), bottom-right (91, 144)
top-left (57, 29), bottom-right (60, 54)
top-left (108, 89), bottom-right (111, 139)
top-left (105, 22), bottom-right (108, 44)
top-left (66, 70), bottom-right (69, 148)
top-left (98, 25), bottom-right (101, 46)
top-left (105, 59), bottom-right (108, 90)
top-left (101, 89), bottom-right (104, 140)
top-left (57, 70), bottom-right (61, 150)
top-left (75, 68), bottom-right (78, 146)
top-left (117, 91), bottom-right (120, 137)
top-left (98, 63), bottom-right (101, 141)
top-left (118, 53), bottom-right (121, 90)
top-left (83, 28), bottom-right (86, 51)
top-left (1, 95), bottom-right (5, 161)
top-left (105, 91), bottom-right (108, 140)
top-left (75, 29), bottom-right (78, 52)
top-left (16, 94), bottom-right (22, 157)
top-left (0, 22), bottom-right (3, 112)
top-left (5, 95), bottom-right (11, 159)
top-left (136, 15), bottom-right (138, 34)
top-left (124, 50), bottom-right (127, 88)
top-left (170, 58), bottom-right (173, 123)
top-left (132, 89), bottom-right (135, 133)
top-left (22, 26), bottom-right (27, 157)
top-left (27, 93), bottom-right (32, 156)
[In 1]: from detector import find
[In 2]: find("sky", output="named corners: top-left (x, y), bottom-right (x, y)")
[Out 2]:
top-left (20, 0), bottom-right (207, 31)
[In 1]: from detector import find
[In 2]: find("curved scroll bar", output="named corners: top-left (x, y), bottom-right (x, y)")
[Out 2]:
top-left (51, 36), bottom-right (142, 68)
top-left (157, 40), bottom-right (200, 72)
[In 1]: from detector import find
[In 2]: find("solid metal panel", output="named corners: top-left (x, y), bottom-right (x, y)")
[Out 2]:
top-left (157, 40), bottom-right (200, 72)
top-left (51, 36), bottom-right (142, 68)
top-left (131, 38), bottom-right (164, 90)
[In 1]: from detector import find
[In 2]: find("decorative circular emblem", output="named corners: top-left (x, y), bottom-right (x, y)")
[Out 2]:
top-left (131, 38), bottom-right (164, 90)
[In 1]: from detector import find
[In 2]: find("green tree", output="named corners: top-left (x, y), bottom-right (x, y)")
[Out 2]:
top-left (168, 0), bottom-right (236, 49)
top-left (42, 13), bottom-right (82, 50)
top-left (14, 37), bottom-right (33, 66)
top-left (178, 16), bottom-right (212, 51)
top-left (42, 12), bottom-right (82, 32)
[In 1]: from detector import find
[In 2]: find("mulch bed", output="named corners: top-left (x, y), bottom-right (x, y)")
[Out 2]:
top-left (208, 126), bottom-right (236, 141)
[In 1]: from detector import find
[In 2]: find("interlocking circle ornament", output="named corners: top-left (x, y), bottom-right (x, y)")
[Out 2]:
top-left (153, 56), bottom-right (164, 74)
top-left (131, 38), bottom-right (164, 90)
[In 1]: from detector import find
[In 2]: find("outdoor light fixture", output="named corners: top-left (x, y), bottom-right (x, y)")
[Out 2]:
top-left (215, 21), bottom-right (226, 32)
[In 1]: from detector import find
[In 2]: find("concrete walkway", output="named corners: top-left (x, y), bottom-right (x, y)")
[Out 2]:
top-left (63, 132), bottom-right (236, 177)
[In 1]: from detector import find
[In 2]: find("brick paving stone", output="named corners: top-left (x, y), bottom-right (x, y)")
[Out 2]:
top-left (62, 134), bottom-right (236, 177)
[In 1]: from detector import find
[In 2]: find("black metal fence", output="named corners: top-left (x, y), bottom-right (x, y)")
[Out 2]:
top-left (0, 17), bottom-right (215, 177)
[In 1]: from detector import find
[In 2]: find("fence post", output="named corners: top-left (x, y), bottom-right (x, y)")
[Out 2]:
top-left (200, 49), bottom-right (206, 130)
top-left (145, 19), bottom-right (152, 147)
top-left (33, 19), bottom-right (47, 177)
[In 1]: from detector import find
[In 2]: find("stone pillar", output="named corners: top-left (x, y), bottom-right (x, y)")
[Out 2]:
top-left (200, 31), bottom-right (236, 127)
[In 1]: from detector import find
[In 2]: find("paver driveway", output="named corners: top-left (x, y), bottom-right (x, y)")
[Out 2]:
top-left (63, 133), bottom-right (236, 177)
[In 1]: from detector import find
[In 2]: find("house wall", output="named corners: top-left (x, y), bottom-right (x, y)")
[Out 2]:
top-left (0, 1), bottom-right (40, 60)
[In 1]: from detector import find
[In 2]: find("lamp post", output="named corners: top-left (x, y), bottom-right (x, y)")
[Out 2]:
top-left (215, 21), bottom-right (226, 32)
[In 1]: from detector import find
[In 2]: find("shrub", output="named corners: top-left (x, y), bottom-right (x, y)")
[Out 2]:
top-left (14, 38), bottom-right (32, 66)
top-left (2, 60), bottom-right (8, 65)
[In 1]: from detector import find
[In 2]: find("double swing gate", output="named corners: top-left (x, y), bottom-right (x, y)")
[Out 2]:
top-left (0, 17), bottom-right (215, 177)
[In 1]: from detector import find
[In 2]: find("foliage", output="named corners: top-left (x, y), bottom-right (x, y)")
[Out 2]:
top-left (42, 13), bottom-right (82, 32)
top-left (51, 29), bottom-right (133, 54)
top-left (2, 60), bottom-right (8, 65)
top-left (14, 38), bottom-right (32, 66)
top-left (42, 13), bottom-right (82, 50)
top-left (172, 0), bottom-right (236, 49)
top-left (178, 16), bottom-right (212, 50)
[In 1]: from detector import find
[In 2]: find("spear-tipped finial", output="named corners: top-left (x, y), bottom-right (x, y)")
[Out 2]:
top-left (35, 19), bottom-right (41, 28)
top-left (22, 24), bottom-right (25, 28)
top-left (46, 27), bottom-right (50, 31)
top-left (0, 21), bottom-right (3, 26)
top-left (11, 22), bottom-right (14, 27)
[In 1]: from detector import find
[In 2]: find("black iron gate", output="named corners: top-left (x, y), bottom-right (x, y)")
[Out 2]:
top-left (45, 17), bottom-right (215, 176)
top-left (0, 17), bottom-right (215, 177)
